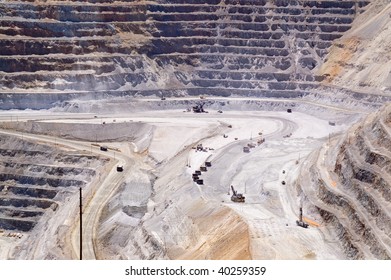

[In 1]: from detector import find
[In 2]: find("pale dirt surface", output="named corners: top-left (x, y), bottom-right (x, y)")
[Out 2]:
top-left (1, 0), bottom-right (391, 261)
top-left (0, 101), bottom-right (355, 259)
top-left (90, 107), bottom-right (352, 260)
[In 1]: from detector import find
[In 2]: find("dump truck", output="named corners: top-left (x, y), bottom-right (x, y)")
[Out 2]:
top-left (231, 185), bottom-right (245, 203)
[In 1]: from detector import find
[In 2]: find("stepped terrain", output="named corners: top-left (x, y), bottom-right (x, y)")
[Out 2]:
top-left (0, 0), bottom-right (391, 260)
top-left (0, 134), bottom-right (106, 232)
top-left (320, 0), bottom-right (391, 95)
top-left (298, 104), bottom-right (391, 259)
top-left (0, 0), bottom-right (378, 109)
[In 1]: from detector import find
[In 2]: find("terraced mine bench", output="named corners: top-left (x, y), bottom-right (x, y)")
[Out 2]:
top-left (0, 135), bottom-right (103, 233)
top-left (299, 105), bottom-right (391, 259)
top-left (0, 0), bottom-right (370, 109)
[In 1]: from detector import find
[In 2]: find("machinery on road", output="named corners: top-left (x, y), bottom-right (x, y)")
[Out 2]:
top-left (193, 103), bottom-right (206, 113)
top-left (231, 185), bottom-right (245, 203)
top-left (296, 207), bottom-right (309, 228)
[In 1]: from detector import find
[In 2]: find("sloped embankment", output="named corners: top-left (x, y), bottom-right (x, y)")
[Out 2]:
top-left (300, 104), bottom-right (391, 259)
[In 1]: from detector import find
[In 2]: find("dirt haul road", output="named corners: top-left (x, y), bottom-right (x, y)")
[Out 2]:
top-left (0, 128), bottom-right (136, 259)
top-left (0, 105), bottom-right (359, 259)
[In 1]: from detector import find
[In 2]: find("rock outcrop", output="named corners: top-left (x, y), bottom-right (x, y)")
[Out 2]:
top-left (320, 0), bottom-right (391, 95)
top-left (0, 0), bottom-right (371, 108)
top-left (300, 104), bottom-right (391, 259)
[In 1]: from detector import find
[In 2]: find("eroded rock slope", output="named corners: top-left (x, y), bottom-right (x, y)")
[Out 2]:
top-left (0, 0), bottom-right (371, 108)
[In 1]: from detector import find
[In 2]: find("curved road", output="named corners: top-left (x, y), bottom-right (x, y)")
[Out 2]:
top-left (0, 128), bottom-right (132, 259)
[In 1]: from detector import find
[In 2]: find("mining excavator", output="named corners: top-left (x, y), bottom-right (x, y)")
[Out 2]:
top-left (231, 185), bottom-right (245, 203)
top-left (193, 102), bottom-right (205, 113)
top-left (296, 207), bottom-right (309, 228)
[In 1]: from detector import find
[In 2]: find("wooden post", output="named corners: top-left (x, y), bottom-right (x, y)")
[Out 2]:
top-left (79, 187), bottom-right (82, 260)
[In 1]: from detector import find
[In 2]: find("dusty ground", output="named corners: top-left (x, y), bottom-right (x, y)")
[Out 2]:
top-left (1, 0), bottom-right (390, 261)
top-left (0, 98), bottom-right (364, 259)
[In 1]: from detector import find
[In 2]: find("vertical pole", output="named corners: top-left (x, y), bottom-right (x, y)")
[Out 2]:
top-left (79, 187), bottom-right (82, 260)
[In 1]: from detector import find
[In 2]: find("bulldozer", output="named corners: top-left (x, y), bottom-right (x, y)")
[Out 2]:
top-left (231, 185), bottom-right (245, 203)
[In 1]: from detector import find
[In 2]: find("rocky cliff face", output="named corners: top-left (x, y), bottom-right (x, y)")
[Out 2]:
top-left (299, 103), bottom-right (391, 259)
top-left (319, 0), bottom-right (391, 95)
top-left (0, 0), bottom-right (371, 108)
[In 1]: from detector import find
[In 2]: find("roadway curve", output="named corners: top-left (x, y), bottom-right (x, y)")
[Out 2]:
top-left (0, 128), bottom-right (133, 259)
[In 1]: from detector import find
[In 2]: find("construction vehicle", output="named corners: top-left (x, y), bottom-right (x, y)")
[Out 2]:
top-left (296, 207), bottom-right (309, 228)
top-left (247, 143), bottom-right (256, 148)
top-left (231, 185), bottom-right (245, 203)
top-left (193, 103), bottom-right (206, 113)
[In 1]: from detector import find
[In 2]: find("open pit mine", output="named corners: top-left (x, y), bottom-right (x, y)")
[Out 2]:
top-left (0, 0), bottom-right (390, 260)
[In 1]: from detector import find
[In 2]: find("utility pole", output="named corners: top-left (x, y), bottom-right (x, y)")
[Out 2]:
top-left (79, 187), bottom-right (82, 260)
